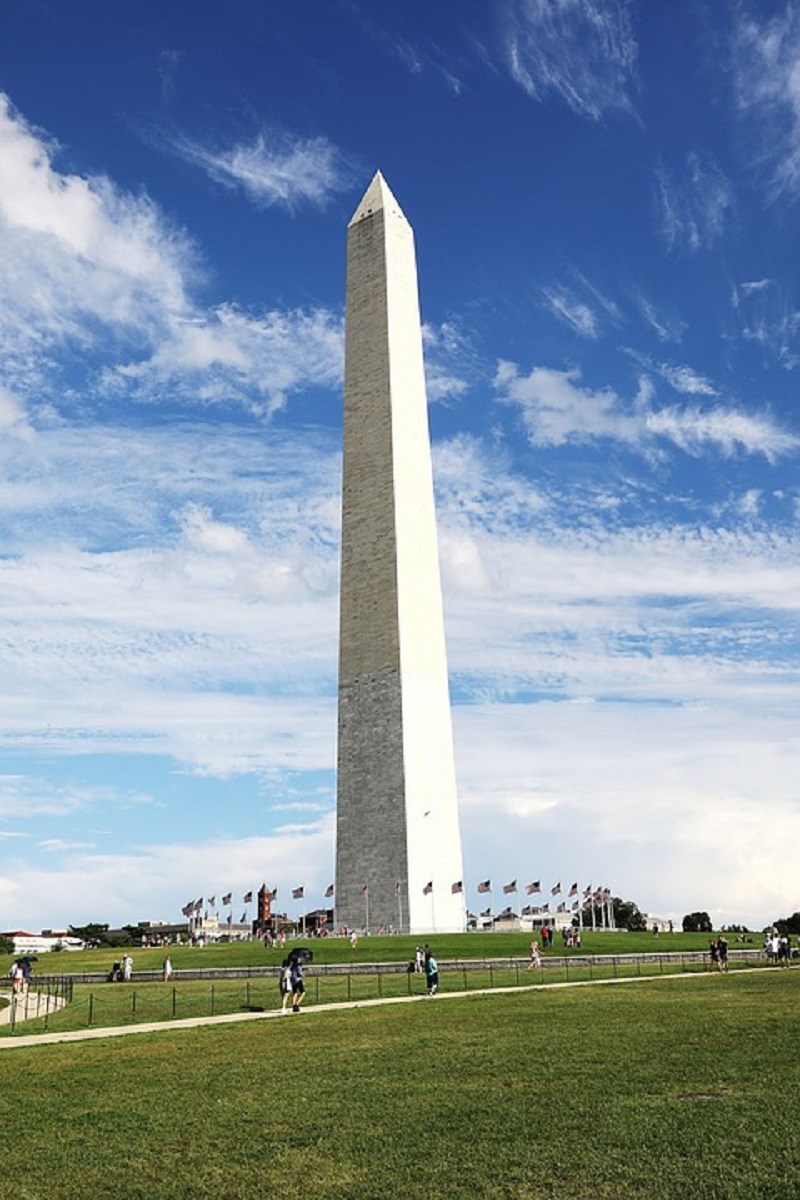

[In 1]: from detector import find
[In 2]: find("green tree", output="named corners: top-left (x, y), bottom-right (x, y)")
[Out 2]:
top-left (0, 935), bottom-right (14, 955)
top-left (682, 911), bottom-right (712, 932)
top-left (772, 912), bottom-right (800, 935)
top-left (612, 898), bottom-right (647, 931)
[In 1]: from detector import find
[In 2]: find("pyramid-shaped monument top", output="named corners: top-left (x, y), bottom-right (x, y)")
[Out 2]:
top-left (348, 171), bottom-right (409, 227)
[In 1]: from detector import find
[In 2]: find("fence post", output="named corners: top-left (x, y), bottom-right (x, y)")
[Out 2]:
top-left (347, 973), bottom-right (352, 1002)
top-left (172, 987), bottom-right (177, 1018)
top-left (88, 993), bottom-right (94, 1026)
top-left (377, 969), bottom-right (382, 997)
top-left (246, 981), bottom-right (251, 1007)
top-left (315, 975), bottom-right (320, 1004)
top-left (132, 990), bottom-right (137, 1016)
top-left (462, 965), bottom-right (467, 991)
top-left (489, 964), bottom-right (494, 989)
top-left (210, 985), bottom-right (215, 1015)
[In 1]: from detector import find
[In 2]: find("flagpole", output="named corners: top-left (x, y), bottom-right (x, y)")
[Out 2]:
top-left (365, 887), bottom-right (369, 934)
top-left (396, 882), bottom-right (402, 935)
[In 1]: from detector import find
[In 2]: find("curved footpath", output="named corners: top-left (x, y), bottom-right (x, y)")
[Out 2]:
top-left (0, 966), bottom-right (777, 1052)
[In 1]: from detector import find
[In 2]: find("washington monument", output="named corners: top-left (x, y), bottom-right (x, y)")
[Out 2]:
top-left (335, 173), bottom-right (464, 934)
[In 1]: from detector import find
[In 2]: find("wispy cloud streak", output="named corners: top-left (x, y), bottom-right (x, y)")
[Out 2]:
top-left (503, 0), bottom-right (638, 120)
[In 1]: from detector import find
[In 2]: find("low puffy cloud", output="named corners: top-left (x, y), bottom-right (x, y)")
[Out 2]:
top-left (0, 93), bottom-right (344, 417)
top-left (503, 0), bottom-right (638, 120)
top-left (495, 361), bottom-right (799, 459)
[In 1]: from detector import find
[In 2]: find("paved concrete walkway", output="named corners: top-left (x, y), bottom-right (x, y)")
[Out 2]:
top-left (0, 967), bottom-right (767, 1051)
top-left (0, 988), bottom-right (67, 1028)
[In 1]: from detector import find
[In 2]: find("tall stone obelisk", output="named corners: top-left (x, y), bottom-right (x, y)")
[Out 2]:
top-left (335, 172), bottom-right (464, 935)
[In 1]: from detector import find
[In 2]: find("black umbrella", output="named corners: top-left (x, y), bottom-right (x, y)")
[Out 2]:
top-left (287, 947), bottom-right (313, 964)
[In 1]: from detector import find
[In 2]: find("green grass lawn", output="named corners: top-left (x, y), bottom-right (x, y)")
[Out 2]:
top-left (0, 955), bottom-right (769, 1038)
top-left (0, 928), bottom-right (751, 979)
top-left (2, 971), bottom-right (798, 1199)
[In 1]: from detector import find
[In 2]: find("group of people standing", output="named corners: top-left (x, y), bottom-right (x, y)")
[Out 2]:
top-left (765, 930), bottom-right (795, 966)
top-left (708, 935), bottom-right (729, 970)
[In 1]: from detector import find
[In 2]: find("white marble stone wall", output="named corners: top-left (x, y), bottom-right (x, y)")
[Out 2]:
top-left (335, 174), bottom-right (464, 933)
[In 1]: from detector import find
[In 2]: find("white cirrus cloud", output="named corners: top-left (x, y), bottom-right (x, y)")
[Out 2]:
top-left (541, 288), bottom-right (599, 338)
top-left (165, 128), bottom-right (353, 210)
top-left (731, 277), bottom-right (800, 369)
top-left (111, 303), bottom-right (344, 416)
top-left (731, 6), bottom-right (800, 197)
top-left (654, 152), bottom-right (735, 254)
top-left (494, 361), bottom-right (799, 459)
top-left (657, 363), bottom-right (717, 395)
top-left (502, 0), bottom-right (638, 120)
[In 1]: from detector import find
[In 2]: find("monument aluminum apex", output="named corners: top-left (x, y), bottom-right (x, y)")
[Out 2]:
top-left (335, 172), bottom-right (464, 935)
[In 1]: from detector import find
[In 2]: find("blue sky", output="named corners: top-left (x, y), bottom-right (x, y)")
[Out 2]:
top-left (1, 0), bottom-right (798, 933)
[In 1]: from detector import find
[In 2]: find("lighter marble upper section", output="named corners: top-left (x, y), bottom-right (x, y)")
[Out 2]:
top-left (348, 170), bottom-right (409, 228)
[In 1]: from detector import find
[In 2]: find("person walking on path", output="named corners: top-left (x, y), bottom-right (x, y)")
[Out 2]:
top-left (528, 940), bottom-right (541, 970)
top-left (290, 956), bottom-right (306, 1013)
top-left (162, 956), bottom-right (173, 982)
top-left (424, 947), bottom-right (439, 996)
top-left (716, 935), bottom-right (728, 972)
top-left (279, 958), bottom-right (293, 1014)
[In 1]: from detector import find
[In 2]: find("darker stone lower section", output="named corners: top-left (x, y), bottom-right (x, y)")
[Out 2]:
top-left (335, 666), bottom-right (409, 932)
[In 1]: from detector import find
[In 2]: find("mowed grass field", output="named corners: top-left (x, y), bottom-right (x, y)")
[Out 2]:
top-left (0, 928), bottom-right (746, 978)
top-left (3, 970), bottom-right (799, 1200)
top-left (1, 956), bottom-right (769, 1037)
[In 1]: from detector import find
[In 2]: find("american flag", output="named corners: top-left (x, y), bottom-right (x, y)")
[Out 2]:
top-left (181, 903), bottom-right (193, 917)
top-left (551, 883), bottom-right (561, 896)
top-left (480, 907), bottom-right (492, 918)
top-left (207, 894), bottom-right (216, 908)
top-left (525, 881), bottom-right (541, 895)
top-left (451, 880), bottom-right (463, 895)
top-left (556, 902), bottom-right (567, 913)
top-left (269, 888), bottom-right (278, 901)
top-left (568, 882), bottom-right (578, 897)
top-left (292, 886), bottom-right (304, 900)
top-left (325, 884), bottom-right (334, 898)
top-left (423, 881), bottom-right (433, 895)
top-left (477, 879), bottom-right (491, 893)
top-left (243, 891), bottom-right (253, 904)
top-left (222, 892), bottom-right (232, 906)
top-left (361, 884), bottom-right (369, 896)
top-left (240, 911), bottom-right (247, 923)
top-left (503, 880), bottom-right (517, 894)
top-left (521, 905), bottom-right (532, 916)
